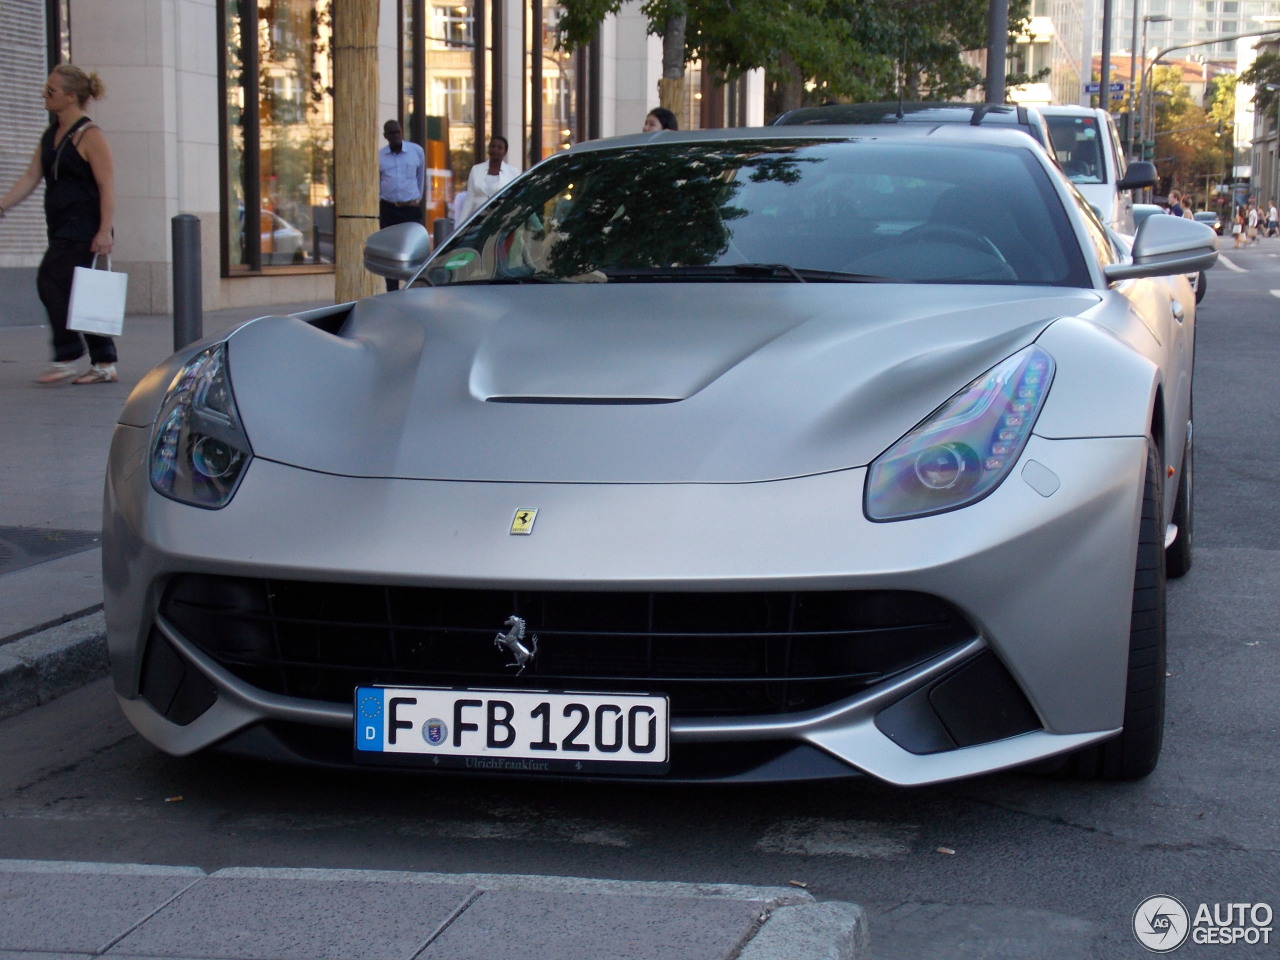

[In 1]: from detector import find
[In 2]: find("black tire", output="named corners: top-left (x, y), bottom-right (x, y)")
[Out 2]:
top-left (1195, 270), bottom-right (1207, 304)
top-left (1058, 440), bottom-right (1167, 780)
top-left (1166, 424), bottom-right (1193, 579)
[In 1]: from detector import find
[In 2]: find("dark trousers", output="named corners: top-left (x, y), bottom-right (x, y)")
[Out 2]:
top-left (379, 200), bottom-right (423, 291)
top-left (37, 238), bottom-right (117, 365)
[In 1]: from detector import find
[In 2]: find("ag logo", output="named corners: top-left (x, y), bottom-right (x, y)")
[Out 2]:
top-left (1133, 895), bottom-right (1190, 953)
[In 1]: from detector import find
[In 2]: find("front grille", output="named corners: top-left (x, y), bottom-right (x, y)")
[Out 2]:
top-left (159, 575), bottom-right (976, 717)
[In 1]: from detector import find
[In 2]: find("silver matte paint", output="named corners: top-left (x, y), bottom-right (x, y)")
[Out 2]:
top-left (222, 288), bottom-right (1095, 483)
top-left (102, 126), bottom-right (1214, 784)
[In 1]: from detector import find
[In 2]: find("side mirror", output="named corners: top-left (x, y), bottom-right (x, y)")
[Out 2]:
top-left (1103, 214), bottom-right (1218, 282)
top-left (1117, 160), bottom-right (1157, 191)
top-left (364, 222), bottom-right (432, 280)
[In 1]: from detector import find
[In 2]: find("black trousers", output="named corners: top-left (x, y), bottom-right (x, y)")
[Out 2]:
top-left (37, 238), bottom-right (117, 365)
top-left (379, 200), bottom-right (423, 291)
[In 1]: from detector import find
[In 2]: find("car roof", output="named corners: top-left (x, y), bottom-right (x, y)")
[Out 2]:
top-left (568, 122), bottom-right (1054, 157)
top-left (771, 101), bottom-right (1053, 152)
top-left (1039, 104), bottom-right (1108, 116)
top-left (774, 101), bottom-right (1029, 126)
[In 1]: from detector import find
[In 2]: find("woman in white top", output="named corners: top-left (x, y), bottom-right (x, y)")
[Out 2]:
top-left (459, 136), bottom-right (519, 220)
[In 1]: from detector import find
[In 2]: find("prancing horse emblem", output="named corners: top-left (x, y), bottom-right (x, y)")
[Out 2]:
top-left (495, 615), bottom-right (538, 674)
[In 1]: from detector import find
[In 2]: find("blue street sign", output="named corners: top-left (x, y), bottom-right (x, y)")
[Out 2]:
top-left (1084, 81), bottom-right (1127, 93)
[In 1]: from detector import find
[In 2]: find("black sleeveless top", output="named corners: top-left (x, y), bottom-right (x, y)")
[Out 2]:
top-left (41, 117), bottom-right (100, 243)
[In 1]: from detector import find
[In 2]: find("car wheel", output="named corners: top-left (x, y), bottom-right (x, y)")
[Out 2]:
top-left (1166, 424), bottom-right (1193, 579)
top-left (1195, 270), bottom-right (1207, 303)
top-left (1055, 440), bottom-right (1167, 780)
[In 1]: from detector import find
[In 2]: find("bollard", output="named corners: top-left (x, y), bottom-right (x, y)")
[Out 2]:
top-left (432, 217), bottom-right (455, 250)
top-left (171, 214), bottom-right (203, 351)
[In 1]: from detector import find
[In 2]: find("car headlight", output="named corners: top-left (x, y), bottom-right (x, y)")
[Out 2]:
top-left (149, 343), bottom-right (252, 509)
top-left (865, 345), bottom-right (1054, 521)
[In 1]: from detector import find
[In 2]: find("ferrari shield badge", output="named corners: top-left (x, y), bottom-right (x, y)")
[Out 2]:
top-left (510, 508), bottom-right (537, 535)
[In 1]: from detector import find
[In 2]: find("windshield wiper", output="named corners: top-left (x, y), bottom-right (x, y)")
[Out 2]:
top-left (600, 263), bottom-right (807, 282)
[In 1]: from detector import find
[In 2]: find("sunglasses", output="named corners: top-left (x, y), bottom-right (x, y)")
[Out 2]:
top-left (43, 85), bottom-right (60, 97)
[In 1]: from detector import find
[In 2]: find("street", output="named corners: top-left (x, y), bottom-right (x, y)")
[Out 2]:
top-left (0, 243), bottom-right (1277, 960)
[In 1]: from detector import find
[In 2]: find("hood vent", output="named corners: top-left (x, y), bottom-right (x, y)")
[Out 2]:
top-left (486, 396), bottom-right (681, 405)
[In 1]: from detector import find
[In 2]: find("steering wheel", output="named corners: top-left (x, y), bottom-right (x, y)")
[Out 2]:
top-left (897, 223), bottom-right (1003, 257)
top-left (839, 222), bottom-right (1016, 281)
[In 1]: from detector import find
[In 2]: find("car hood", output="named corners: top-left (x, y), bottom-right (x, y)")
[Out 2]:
top-left (226, 284), bottom-right (1101, 484)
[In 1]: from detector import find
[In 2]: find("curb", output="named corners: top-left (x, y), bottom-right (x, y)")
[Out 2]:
top-left (0, 861), bottom-right (870, 959)
top-left (739, 900), bottom-right (870, 960)
top-left (0, 611), bottom-right (108, 721)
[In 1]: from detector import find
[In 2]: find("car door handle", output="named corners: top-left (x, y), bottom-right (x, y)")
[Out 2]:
top-left (1171, 299), bottom-right (1185, 322)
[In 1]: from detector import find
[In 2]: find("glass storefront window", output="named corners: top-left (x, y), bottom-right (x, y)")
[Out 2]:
top-left (222, 0), bottom-right (334, 274)
top-left (540, 4), bottom-right (576, 158)
top-left (425, 0), bottom-right (482, 220)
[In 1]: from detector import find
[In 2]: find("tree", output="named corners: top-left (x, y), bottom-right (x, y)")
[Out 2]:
top-left (557, 0), bottom-right (691, 123)
top-left (557, 0), bottom-right (1036, 122)
top-left (1147, 65), bottom-right (1233, 202)
top-left (333, 0), bottom-right (381, 301)
top-left (1239, 53), bottom-right (1280, 111)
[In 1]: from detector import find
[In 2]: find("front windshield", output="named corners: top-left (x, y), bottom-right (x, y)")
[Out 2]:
top-left (1046, 115), bottom-right (1107, 185)
top-left (428, 138), bottom-right (1088, 287)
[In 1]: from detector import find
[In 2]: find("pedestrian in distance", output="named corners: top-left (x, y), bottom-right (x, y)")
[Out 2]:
top-left (643, 107), bottom-right (678, 132)
top-left (1268, 200), bottom-right (1278, 238)
top-left (378, 119), bottom-right (426, 291)
top-left (459, 136), bottom-right (519, 222)
top-left (1247, 202), bottom-right (1260, 245)
top-left (0, 64), bottom-right (118, 384)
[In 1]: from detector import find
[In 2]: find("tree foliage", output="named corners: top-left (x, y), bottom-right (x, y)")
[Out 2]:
top-left (556, 0), bottom-right (1035, 115)
top-left (1239, 53), bottom-right (1280, 111)
top-left (1148, 65), bottom-right (1234, 200)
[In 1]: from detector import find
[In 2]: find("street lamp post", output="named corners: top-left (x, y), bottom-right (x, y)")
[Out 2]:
top-left (1128, 0), bottom-right (1140, 154)
top-left (1146, 26), bottom-right (1280, 165)
top-left (1135, 29), bottom-right (1280, 201)
top-left (1139, 14), bottom-right (1172, 159)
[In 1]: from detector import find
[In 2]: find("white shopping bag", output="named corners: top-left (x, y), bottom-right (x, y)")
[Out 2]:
top-left (68, 254), bottom-right (127, 337)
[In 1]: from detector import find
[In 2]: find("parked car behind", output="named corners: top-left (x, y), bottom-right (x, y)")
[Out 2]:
top-left (1193, 210), bottom-right (1223, 235)
top-left (1041, 105), bottom-right (1156, 235)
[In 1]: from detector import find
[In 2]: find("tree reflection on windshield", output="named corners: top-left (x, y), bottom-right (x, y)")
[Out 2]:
top-left (441, 144), bottom-right (820, 280)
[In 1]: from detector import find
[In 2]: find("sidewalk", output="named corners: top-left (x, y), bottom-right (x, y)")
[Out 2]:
top-left (0, 305), bottom-right (869, 960)
top-left (0, 861), bottom-right (866, 960)
top-left (0, 302), bottom-right (325, 717)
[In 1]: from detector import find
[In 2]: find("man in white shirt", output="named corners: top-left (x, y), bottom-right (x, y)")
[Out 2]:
top-left (378, 119), bottom-right (426, 289)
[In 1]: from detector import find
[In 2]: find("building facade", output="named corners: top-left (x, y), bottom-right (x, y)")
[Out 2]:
top-left (0, 0), bottom-right (764, 323)
top-left (1093, 0), bottom-right (1280, 63)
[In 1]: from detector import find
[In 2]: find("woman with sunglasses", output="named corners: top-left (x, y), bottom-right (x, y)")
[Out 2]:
top-left (0, 64), bottom-right (118, 384)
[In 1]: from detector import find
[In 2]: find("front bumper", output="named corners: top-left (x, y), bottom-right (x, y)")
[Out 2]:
top-left (104, 426), bottom-right (1146, 786)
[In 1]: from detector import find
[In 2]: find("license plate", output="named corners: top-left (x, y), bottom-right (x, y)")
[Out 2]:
top-left (354, 686), bottom-right (670, 774)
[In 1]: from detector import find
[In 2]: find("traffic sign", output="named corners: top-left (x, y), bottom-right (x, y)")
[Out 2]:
top-left (1084, 81), bottom-right (1127, 93)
